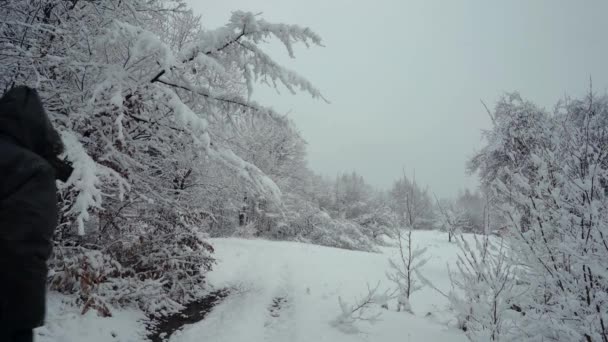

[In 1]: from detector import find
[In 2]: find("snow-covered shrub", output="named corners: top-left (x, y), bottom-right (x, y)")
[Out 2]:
top-left (447, 234), bottom-right (520, 341)
top-left (354, 205), bottom-right (399, 244)
top-left (331, 283), bottom-right (391, 334)
top-left (234, 193), bottom-right (380, 251)
top-left (49, 211), bottom-right (215, 316)
top-left (320, 218), bottom-right (379, 251)
top-left (49, 249), bottom-right (120, 317)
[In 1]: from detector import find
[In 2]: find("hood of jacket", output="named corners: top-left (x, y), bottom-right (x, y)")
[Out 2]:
top-left (0, 86), bottom-right (72, 181)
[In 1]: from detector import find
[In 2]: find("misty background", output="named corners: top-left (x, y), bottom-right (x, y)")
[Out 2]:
top-left (189, 0), bottom-right (608, 197)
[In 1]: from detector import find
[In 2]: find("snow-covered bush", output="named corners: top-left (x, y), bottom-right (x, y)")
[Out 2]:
top-left (282, 195), bottom-right (379, 251)
top-left (330, 283), bottom-right (391, 334)
top-left (49, 212), bottom-right (215, 316)
top-left (447, 235), bottom-right (520, 341)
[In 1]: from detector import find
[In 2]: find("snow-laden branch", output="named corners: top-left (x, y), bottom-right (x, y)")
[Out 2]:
top-left (330, 282), bottom-right (392, 334)
top-left (58, 131), bottom-right (129, 235)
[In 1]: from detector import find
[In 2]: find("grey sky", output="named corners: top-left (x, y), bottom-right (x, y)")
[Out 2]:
top-left (187, 0), bottom-right (608, 197)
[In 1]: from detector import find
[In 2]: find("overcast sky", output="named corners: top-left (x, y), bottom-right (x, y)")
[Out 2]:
top-left (187, 0), bottom-right (608, 198)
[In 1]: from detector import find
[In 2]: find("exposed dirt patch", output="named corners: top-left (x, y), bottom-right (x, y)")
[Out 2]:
top-left (147, 288), bottom-right (230, 342)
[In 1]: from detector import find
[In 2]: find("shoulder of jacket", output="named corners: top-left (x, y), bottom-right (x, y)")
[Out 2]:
top-left (0, 140), bottom-right (54, 196)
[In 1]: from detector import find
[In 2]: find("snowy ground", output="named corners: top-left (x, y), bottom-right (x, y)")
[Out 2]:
top-left (38, 231), bottom-right (467, 342)
top-left (37, 294), bottom-right (148, 342)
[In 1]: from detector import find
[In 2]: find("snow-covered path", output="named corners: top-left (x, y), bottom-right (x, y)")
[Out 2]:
top-left (170, 234), bottom-right (467, 342)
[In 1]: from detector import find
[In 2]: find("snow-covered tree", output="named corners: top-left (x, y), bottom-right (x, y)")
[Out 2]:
top-left (466, 89), bottom-right (608, 341)
top-left (434, 197), bottom-right (467, 242)
top-left (454, 190), bottom-right (486, 233)
top-left (386, 228), bottom-right (429, 313)
top-left (1, 0), bottom-right (326, 315)
top-left (333, 171), bottom-right (374, 219)
top-left (389, 171), bottom-right (435, 230)
top-left (469, 93), bottom-right (552, 233)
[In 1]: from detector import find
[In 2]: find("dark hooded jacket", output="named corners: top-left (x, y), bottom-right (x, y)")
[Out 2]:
top-left (0, 86), bottom-right (72, 329)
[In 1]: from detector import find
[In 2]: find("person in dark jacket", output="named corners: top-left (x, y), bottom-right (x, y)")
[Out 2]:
top-left (0, 86), bottom-right (73, 341)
